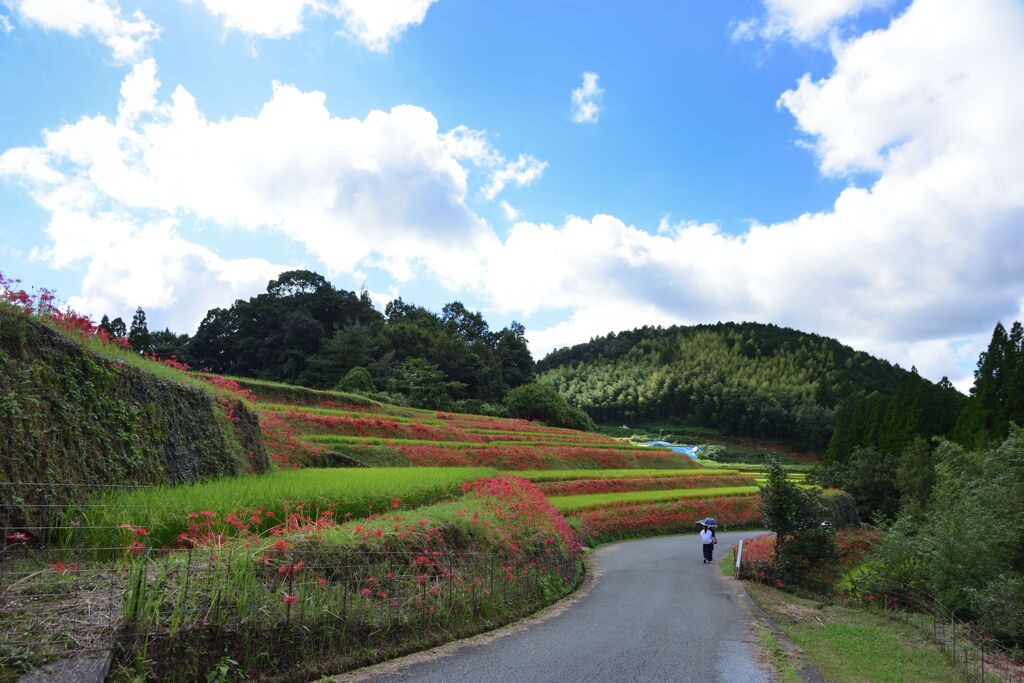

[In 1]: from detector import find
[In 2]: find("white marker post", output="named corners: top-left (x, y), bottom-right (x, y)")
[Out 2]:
top-left (735, 539), bottom-right (743, 576)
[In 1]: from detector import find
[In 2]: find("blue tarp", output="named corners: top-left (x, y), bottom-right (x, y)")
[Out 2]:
top-left (643, 442), bottom-right (702, 460)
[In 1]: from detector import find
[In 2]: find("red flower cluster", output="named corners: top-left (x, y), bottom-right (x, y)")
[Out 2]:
top-left (175, 505), bottom-right (336, 549)
top-left (284, 411), bottom-right (471, 442)
top-left (536, 474), bottom-right (753, 496)
top-left (1, 273), bottom-right (129, 349)
top-left (573, 495), bottom-right (762, 542)
top-left (464, 476), bottom-right (581, 555)
top-left (340, 441), bottom-right (694, 470)
top-left (257, 409), bottom-right (325, 467)
top-left (145, 353), bottom-right (190, 371)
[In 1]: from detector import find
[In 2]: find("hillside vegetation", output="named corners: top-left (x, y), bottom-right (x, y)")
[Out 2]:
top-left (125, 269), bottom-right (534, 411)
top-left (537, 322), bottom-right (962, 447)
top-left (0, 304), bottom-right (269, 526)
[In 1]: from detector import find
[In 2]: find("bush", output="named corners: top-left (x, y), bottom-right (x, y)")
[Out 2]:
top-left (336, 366), bottom-right (374, 393)
top-left (972, 572), bottom-right (1024, 643)
top-left (505, 383), bottom-right (595, 431)
top-left (860, 428), bottom-right (1024, 645)
top-left (820, 489), bottom-right (860, 528)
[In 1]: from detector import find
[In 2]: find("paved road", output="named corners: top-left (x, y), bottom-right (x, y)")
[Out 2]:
top-left (358, 531), bottom-right (772, 683)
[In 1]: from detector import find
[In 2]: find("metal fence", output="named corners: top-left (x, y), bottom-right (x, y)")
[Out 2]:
top-left (0, 482), bottom-right (581, 680)
top-left (837, 581), bottom-right (1023, 683)
top-left (732, 537), bottom-right (1022, 683)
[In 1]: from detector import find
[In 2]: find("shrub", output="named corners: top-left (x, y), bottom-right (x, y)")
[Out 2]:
top-left (820, 489), bottom-right (860, 528)
top-left (337, 366), bottom-right (374, 393)
top-left (505, 383), bottom-right (595, 431)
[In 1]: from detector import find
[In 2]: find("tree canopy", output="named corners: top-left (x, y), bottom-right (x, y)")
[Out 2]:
top-left (536, 322), bottom-right (929, 442)
top-left (150, 270), bottom-right (535, 409)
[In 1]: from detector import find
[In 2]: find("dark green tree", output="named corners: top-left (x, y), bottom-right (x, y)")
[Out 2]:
top-left (149, 328), bottom-right (190, 361)
top-left (128, 307), bottom-right (151, 354)
top-left (505, 382), bottom-right (595, 431)
top-left (896, 436), bottom-right (935, 515)
top-left (386, 358), bottom-right (465, 409)
top-left (760, 458), bottom-right (836, 585)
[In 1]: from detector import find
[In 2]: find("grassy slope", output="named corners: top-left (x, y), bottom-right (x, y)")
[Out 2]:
top-left (746, 583), bottom-right (966, 683)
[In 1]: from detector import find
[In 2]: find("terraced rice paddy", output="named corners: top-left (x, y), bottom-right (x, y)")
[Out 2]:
top-left (548, 486), bottom-right (762, 512)
top-left (178, 376), bottom-right (810, 547)
top-left (86, 467), bottom-right (495, 547)
top-left (223, 378), bottom-right (785, 544)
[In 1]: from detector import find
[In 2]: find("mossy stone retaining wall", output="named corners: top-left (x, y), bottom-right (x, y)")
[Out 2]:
top-left (0, 308), bottom-right (268, 526)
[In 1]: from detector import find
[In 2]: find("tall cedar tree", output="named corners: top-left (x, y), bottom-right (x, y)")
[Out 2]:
top-left (128, 307), bottom-right (150, 354)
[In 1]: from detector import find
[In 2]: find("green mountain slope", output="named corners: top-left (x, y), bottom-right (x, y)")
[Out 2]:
top-left (536, 322), bottom-right (962, 447)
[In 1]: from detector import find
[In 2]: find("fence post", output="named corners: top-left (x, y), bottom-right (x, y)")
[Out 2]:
top-left (735, 539), bottom-right (743, 577)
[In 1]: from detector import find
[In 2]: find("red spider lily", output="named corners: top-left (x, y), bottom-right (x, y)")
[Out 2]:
top-left (6, 531), bottom-right (31, 543)
top-left (282, 594), bottom-right (299, 605)
top-left (277, 561), bottom-right (304, 576)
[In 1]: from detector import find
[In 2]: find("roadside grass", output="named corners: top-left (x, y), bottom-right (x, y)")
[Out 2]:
top-left (719, 553), bottom-right (735, 577)
top-left (549, 486), bottom-right (760, 512)
top-left (745, 583), bottom-right (967, 683)
top-left (755, 624), bottom-right (801, 683)
top-left (85, 467), bottom-right (495, 547)
top-left (514, 468), bottom-right (738, 481)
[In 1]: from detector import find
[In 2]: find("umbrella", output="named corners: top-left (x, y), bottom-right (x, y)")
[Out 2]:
top-left (699, 517), bottom-right (718, 529)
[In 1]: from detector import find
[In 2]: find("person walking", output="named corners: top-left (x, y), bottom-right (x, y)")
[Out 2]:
top-left (700, 525), bottom-right (715, 564)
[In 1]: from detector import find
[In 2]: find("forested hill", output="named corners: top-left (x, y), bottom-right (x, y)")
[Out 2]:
top-left (119, 270), bottom-right (535, 410)
top-left (536, 322), bottom-right (963, 448)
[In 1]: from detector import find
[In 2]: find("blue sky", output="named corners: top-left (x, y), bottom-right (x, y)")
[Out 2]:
top-left (2, 0), bottom-right (1022, 390)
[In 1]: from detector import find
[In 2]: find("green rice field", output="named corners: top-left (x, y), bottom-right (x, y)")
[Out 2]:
top-left (86, 467), bottom-right (495, 547)
top-left (548, 485), bottom-right (761, 512)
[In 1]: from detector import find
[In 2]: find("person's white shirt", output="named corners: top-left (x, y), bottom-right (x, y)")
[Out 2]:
top-left (700, 529), bottom-right (714, 544)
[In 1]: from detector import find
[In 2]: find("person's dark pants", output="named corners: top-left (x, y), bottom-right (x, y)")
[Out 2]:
top-left (703, 542), bottom-right (714, 562)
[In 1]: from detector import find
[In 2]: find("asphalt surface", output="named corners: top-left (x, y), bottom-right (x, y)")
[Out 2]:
top-left (360, 531), bottom-right (772, 683)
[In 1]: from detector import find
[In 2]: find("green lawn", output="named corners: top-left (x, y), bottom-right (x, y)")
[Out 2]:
top-left (548, 486), bottom-right (760, 512)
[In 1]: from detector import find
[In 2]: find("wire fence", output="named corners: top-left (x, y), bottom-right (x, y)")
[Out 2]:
top-left (0, 482), bottom-right (581, 680)
top-left (836, 581), bottom-right (1023, 683)
top-left (732, 542), bottom-right (1023, 683)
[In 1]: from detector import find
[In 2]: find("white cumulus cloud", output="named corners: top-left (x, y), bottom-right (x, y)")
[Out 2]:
top-left (0, 58), bottom-right (546, 325)
top-left (506, 0), bottom-right (1024, 386)
top-left (734, 0), bottom-right (896, 44)
top-left (9, 0), bottom-right (159, 62)
top-left (571, 72), bottom-right (603, 124)
top-left (187, 0), bottom-right (438, 51)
